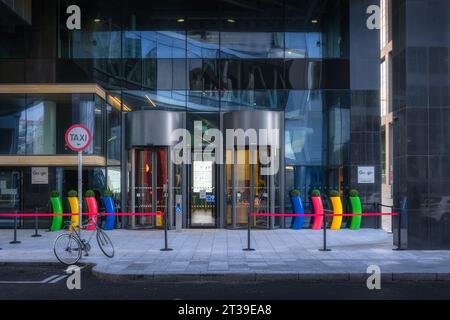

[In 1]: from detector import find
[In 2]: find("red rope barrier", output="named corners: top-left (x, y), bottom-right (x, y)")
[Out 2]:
top-left (0, 212), bottom-right (164, 218)
top-left (250, 212), bottom-right (398, 217)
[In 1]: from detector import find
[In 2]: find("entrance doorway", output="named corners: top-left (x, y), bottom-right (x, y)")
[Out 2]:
top-left (225, 148), bottom-right (279, 229)
top-left (130, 148), bottom-right (169, 229)
top-left (188, 160), bottom-right (217, 227)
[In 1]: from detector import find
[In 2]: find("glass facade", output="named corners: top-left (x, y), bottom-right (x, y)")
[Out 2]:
top-left (0, 93), bottom-right (106, 156)
top-left (0, 0), bottom-right (382, 231)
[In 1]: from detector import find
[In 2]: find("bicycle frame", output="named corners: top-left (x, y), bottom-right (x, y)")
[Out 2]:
top-left (67, 216), bottom-right (100, 252)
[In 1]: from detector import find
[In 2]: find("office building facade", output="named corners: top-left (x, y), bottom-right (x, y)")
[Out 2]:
top-left (0, 1), bottom-right (382, 231)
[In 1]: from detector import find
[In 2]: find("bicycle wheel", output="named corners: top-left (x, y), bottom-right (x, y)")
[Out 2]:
top-left (53, 233), bottom-right (82, 265)
top-left (96, 229), bottom-right (114, 258)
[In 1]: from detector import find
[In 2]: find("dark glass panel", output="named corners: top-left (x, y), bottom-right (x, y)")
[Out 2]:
top-left (187, 91), bottom-right (220, 112)
top-left (188, 59), bottom-right (220, 91)
top-left (0, 94), bottom-right (26, 154)
top-left (122, 90), bottom-right (186, 111)
top-left (187, 31), bottom-right (219, 59)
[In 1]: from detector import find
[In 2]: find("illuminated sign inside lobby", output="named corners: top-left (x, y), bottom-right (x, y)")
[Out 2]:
top-left (193, 161), bottom-right (213, 193)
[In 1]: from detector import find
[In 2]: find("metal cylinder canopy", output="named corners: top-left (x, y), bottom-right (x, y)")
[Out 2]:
top-left (223, 110), bottom-right (282, 132)
top-left (125, 110), bottom-right (185, 148)
top-left (223, 110), bottom-right (282, 147)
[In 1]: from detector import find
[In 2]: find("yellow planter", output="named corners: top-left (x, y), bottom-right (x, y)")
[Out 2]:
top-left (330, 197), bottom-right (343, 230)
top-left (68, 197), bottom-right (79, 231)
top-left (156, 215), bottom-right (163, 227)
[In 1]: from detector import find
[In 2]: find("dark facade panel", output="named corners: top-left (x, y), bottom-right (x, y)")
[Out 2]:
top-left (393, 0), bottom-right (450, 249)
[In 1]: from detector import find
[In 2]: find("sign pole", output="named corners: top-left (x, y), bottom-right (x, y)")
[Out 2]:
top-left (66, 124), bottom-right (91, 237)
top-left (78, 150), bottom-right (83, 236)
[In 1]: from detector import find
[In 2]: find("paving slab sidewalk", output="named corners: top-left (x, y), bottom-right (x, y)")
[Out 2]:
top-left (2, 229), bottom-right (450, 282)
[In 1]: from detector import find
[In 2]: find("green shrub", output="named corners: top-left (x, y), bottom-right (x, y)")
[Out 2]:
top-left (329, 190), bottom-right (340, 197)
top-left (67, 190), bottom-right (78, 197)
top-left (103, 189), bottom-right (113, 197)
top-left (290, 189), bottom-right (301, 197)
top-left (85, 190), bottom-right (96, 198)
top-left (50, 190), bottom-right (60, 198)
top-left (310, 189), bottom-right (321, 197)
top-left (349, 189), bottom-right (359, 197)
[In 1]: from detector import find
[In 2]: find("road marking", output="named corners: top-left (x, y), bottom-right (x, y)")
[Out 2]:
top-left (0, 266), bottom-right (86, 285)
top-left (0, 274), bottom-right (59, 284)
top-left (42, 275), bottom-right (61, 283)
top-left (49, 275), bottom-right (68, 284)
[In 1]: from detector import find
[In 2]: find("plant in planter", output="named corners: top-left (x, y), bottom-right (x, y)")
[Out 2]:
top-left (329, 190), bottom-right (340, 197)
top-left (67, 190), bottom-right (79, 230)
top-left (329, 190), bottom-right (343, 230)
top-left (50, 190), bottom-right (60, 198)
top-left (84, 190), bottom-right (98, 231)
top-left (50, 190), bottom-right (63, 231)
top-left (85, 190), bottom-right (96, 198)
top-left (290, 189), bottom-right (304, 230)
top-left (67, 190), bottom-right (78, 197)
top-left (348, 189), bottom-right (362, 230)
top-left (349, 189), bottom-right (359, 198)
top-left (103, 189), bottom-right (113, 197)
top-left (310, 189), bottom-right (323, 230)
top-left (102, 189), bottom-right (116, 231)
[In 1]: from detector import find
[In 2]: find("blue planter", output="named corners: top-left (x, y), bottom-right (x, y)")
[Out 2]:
top-left (101, 196), bottom-right (116, 231)
top-left (291, 195), bottom-right (305, 230)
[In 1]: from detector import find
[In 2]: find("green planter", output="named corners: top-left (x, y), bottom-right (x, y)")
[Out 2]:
top-left (349, 196), bottom-right (362, 230)
top-left (50, 196), bottom-right (63, 231)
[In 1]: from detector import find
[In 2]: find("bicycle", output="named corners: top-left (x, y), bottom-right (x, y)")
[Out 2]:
top-left (53, 216), bottom-right (114, 265)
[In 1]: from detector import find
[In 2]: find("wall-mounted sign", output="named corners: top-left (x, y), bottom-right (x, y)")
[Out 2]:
top-left (31, 167), bottom-right (48, 185)
top-left (358, 166), bottom-right (375, 184)
top-left (193, 161), bottom-right (213, 193)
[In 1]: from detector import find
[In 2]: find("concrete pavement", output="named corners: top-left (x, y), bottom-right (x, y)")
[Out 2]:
top-left (1, 228), bottom-right (450, 281)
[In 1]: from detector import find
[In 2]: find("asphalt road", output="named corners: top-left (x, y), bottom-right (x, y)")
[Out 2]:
top-left (1, 264), bottom-right (450, 300)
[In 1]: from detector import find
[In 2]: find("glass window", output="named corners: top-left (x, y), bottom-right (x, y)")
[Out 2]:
top-left (25, 100), bottom-right (57, 155)
top-left (326, 95), bottom-right (350, 167)
top-left (187, 91), bottom-right (220, 112)
top-left (122, 90), bottom-right (186, 111)
top-left (285, 91), bottom-right (324, 166)
top-left (220, 32), bottom-right (284, 59)
top-left (0, 95), bottom-right (26, 154)
top-left (123, 31), bottom-right (186, 59)
top-left (187, 31), bottom-right (219, 59)
top-left (66, 31), bottom-right (122, 59)
top-left (285, 33), bottom-right (322, 58)
top-left (221, 59), bottom-right (285, 90)
top-left (188, 59), bottom-right (220, 91)
top-left (107, 167), bottom-right (121, 198)
top-left (107, 95), bottom-right (122, 165)
top-left (142, 59), bottom-right (187, 90)
top-left (221, 90), bottom-right (286, 111)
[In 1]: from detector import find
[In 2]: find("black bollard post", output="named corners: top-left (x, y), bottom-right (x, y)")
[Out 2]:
top-left (319, 210), bottom-right (331, 252)
top-left (160, 212), bottom-right (173, 252)
top-left (243, 211), bottom-right (255, 251)
top-left (32, 208), bottom-right (42, 238)
top-left (393, 205), bottom-right (405, 251)
top-left (10, 214), bottom-right (21, 245)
